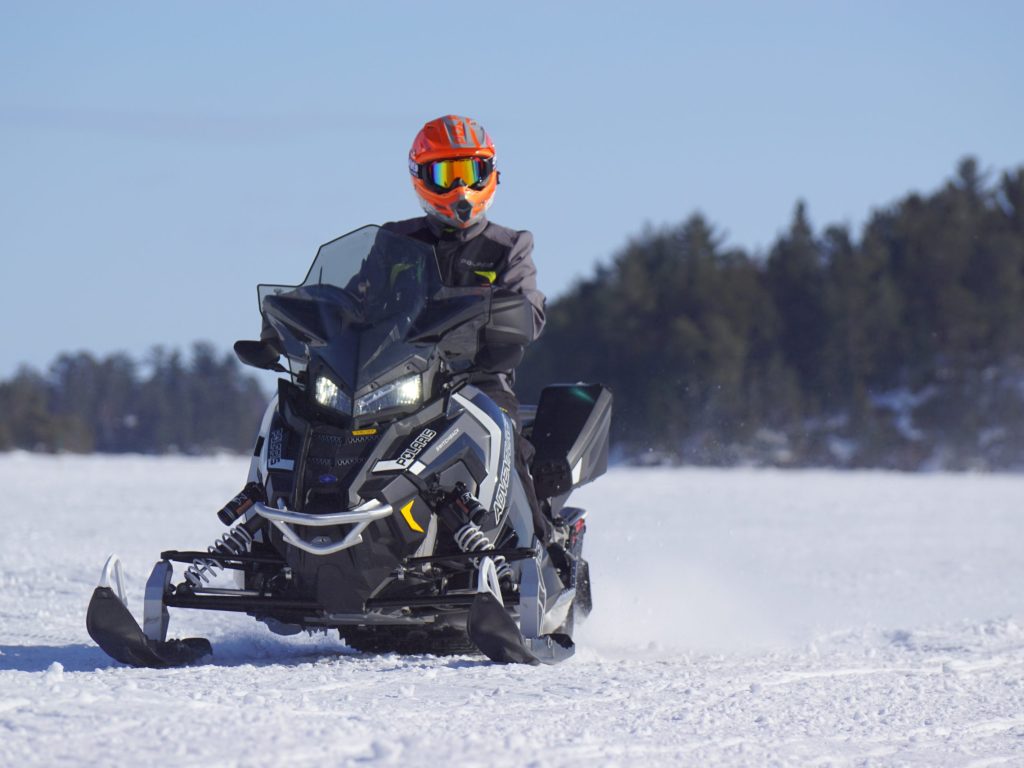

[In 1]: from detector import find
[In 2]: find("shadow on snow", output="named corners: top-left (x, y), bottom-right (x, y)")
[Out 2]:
top-left (0, 644), bottom-right (114, 673)
top-left (0, 640), bottom-right (491, 673)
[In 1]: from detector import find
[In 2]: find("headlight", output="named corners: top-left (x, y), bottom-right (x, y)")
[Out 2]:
top-left (314, 374), bottom-right (352, 414)
top-left (354, 374), bottom-right (422, 418)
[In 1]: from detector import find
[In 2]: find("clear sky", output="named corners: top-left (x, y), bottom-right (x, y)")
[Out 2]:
top-left (1, 1), bottom-right (1021, 377)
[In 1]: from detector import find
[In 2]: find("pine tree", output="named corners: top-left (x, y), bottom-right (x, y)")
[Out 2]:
top-left (766, 202), bottom-right (829, 413)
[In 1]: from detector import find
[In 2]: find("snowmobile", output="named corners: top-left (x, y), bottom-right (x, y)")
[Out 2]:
top-left (86, 225), bottom-right (611, 667)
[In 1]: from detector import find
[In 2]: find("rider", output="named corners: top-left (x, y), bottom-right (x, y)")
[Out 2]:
top-left (388, 114), bottom-right (545, 422)
top-left (391, 114), bottom-right (550, 539)
top-left (259, 115), bottom-right (550, 538)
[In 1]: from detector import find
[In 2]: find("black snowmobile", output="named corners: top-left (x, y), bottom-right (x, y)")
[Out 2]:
top-left (86, 225), bottom-right (611, 667)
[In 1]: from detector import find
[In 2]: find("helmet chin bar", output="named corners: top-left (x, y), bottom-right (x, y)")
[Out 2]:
top-left (453, 199), bottom-right (474, 223)
top-left (418, 195), bottom-right (484, 229)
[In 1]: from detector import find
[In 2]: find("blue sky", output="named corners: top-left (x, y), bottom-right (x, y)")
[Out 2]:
top-left (1, 1), bottom-right (1021, 376)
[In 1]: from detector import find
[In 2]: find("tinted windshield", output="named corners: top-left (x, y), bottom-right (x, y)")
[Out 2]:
top-left (259, 226), bottom-right (440, 326)
top-left (258, 226), bottom-right (442, 384)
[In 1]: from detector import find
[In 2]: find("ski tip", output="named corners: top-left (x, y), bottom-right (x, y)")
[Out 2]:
top-left (97, 555), bottom-right (127, 605)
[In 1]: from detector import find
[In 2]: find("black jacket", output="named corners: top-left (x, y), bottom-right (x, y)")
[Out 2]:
top-left (380, 216), bottom-right (545, 395)
top-left (381, 216), bottom-right (545, 338)
top-left (263, 217), bottom-right (545, 396)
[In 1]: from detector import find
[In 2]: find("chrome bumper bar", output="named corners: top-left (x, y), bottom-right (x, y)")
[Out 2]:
top-left (252, 499), bottom-right (394, 556)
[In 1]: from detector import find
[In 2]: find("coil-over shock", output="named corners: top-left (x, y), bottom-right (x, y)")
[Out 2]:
top-left (184, 482), bottom-right (266, 589)
top-left (447, 484), bottom-right (512, 582)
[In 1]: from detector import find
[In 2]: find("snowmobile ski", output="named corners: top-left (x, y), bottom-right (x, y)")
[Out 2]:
top-left (86, 557), bottom-right (211, 668)
top-left (467, 591), bottom-right (540, 665)
top-left (466, 556), bottom-right (540, 665)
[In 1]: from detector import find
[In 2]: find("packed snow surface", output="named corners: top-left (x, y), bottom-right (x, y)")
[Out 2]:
top-left (2, 454), bottom-right (1023, 766)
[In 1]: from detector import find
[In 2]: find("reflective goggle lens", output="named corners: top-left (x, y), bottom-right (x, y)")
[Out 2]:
top-left (427, 158), bottom-right (491, 190)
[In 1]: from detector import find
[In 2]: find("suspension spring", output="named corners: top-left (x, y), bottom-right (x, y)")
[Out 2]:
top-left (184, 524), bottom-right (255, 588)
top-left (453, 522), bottom-right (512, 581)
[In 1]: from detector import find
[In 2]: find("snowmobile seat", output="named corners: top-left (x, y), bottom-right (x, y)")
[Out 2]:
top-left (528, 384), bottom-right (612, 500)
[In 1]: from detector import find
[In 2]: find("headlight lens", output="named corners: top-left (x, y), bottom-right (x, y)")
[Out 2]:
top-left (314, 374), bottom-right (352, 414)
top-left (354, 374), bottom-right (422, 418)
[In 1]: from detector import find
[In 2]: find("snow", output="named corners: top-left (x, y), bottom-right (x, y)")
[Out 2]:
top-left (2, 455), bottom-right (1024, 766)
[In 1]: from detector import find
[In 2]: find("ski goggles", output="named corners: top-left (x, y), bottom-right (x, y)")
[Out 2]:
top-left (418, 157), bottom-right (494, 191)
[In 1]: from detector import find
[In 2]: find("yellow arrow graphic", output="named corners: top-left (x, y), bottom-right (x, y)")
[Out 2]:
top-left (399, 499), bottom-right (424, 533)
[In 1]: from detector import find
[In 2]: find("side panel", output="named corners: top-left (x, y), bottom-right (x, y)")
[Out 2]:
top-left (247, 395), bottom-right (279, 484)
top-left (450, 388), bottom-right (518, 533)
top-left (530, 384), bottom-right (613, 500)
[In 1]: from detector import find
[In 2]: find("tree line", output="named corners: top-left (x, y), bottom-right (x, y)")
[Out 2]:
top-left (3, 157), bottom-right (1023, 468)
top-left (517, 158), bottom-right (1024, 469)
top-left (0, 343), bottom-right (267, 454)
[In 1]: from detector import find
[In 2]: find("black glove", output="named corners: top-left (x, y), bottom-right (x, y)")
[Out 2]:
top-left (475, 290), bottom-right (534, 372)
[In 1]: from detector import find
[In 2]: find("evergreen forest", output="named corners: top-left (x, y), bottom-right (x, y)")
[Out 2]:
top-left (517, 158), bottom-right (1024, 469)
top-left (2, 158), bottom-right (1023, 469)
top-left (0, 344), bottom-right (267, 454)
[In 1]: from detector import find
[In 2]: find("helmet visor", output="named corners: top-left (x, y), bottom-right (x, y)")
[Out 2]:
top-left (422, 158), bottom-right (493, 191)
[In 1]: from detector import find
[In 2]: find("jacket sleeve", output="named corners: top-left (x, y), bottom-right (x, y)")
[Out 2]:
top-left (500, 230), bottom-right (546, 341)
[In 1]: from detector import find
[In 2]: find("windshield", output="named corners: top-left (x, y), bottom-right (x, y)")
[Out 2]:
top-left (257, 226), bottom-right (442, 386)
top-left (259, 226), bottom-right (439, 324)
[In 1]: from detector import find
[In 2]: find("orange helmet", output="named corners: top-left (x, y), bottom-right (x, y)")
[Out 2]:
top-left (408, 115), bottom-right (498, 228)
